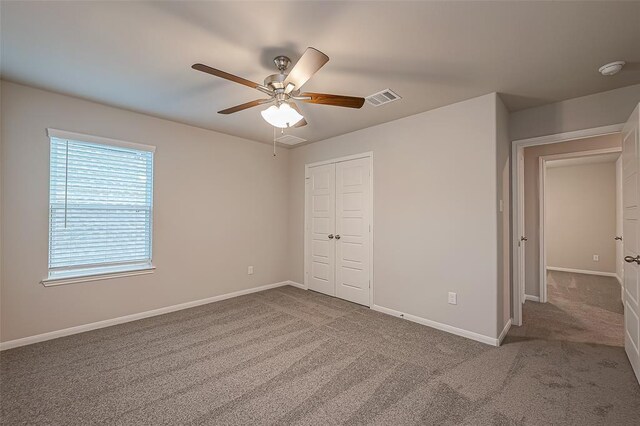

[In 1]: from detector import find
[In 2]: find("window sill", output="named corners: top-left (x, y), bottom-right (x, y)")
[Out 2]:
top-left (41, 265), bottom-right (156, 287)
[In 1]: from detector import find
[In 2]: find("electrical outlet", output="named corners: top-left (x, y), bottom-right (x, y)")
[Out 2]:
top-left (448, 292), bottom-right (457, 305)
top-left (593, 255), bottom-right (599, 262)
top-left (248, 266), bottom-right (254, 275)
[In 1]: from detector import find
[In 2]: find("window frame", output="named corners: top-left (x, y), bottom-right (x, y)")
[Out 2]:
top-left (42, 129), bottom-right (156, 286)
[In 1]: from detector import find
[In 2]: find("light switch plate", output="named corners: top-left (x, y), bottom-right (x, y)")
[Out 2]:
top-left (448, 292), bottom-right (457, 305)
top-left (248, 266), bottom-right (254, 275)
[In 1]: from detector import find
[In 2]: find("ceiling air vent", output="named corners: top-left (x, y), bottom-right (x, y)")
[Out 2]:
top-left (365, 89), bottom-right (401, 107)
top-left (275, 134), bottom-right (307, 146)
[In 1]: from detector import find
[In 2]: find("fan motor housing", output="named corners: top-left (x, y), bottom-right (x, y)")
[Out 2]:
top-left (264, 73), bottom-right (286, 90)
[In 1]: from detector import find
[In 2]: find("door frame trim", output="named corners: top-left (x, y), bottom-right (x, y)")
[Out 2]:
top-left (538, 147), bottom-right (622, 303)
top-left (304, 151), bottom-right (374, 307)
top-left (511, 124), bottom-right (623, 326)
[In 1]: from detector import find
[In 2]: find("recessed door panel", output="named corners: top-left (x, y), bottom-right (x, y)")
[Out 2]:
top-left (311, 261), bottom-right (331, 282)
top-left (624, 174), bottom-right (638, 208)
top-left (312, 194), bottom-right (330, 212)
top-left (312, 240), bottom-right (330, 259)
top-left (312, 217), bottom-right (331, 234)
top-left (342, 241), bottom-right (364, 263)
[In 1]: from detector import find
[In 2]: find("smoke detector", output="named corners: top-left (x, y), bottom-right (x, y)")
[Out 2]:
top-left (599, 61), bottom-right (625, 76)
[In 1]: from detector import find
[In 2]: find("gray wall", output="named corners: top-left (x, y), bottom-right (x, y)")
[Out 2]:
top-left (1, 81), bottom-right (290, 342)
top-left (522, 134), bottom-right (621, 297)
top-left (288, 93), bottom-right (501, 339)
top-left (546, 161), bottom-right (617, 273)
top-left (510, 84), bottom-right (640, 141)
top-left (2, 84), bottom-right (508, 344)
top-left (4, 77), bottom-right (639, 345)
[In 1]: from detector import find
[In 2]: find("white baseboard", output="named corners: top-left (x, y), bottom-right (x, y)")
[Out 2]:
top-left (287, 280), bottom-right (306, 290)
top-left (0, 280), bottom-right (301, 351)
top-left (546, 266), bottom-right (617, 277)
top-left (616, 274), bottom-right (623, 285)
top-left (371, 304), bottom-right (500, 346)
top-left (498, 318), bottom-right (512, 345)
top-left (525, 294), bottom-right (540, 302)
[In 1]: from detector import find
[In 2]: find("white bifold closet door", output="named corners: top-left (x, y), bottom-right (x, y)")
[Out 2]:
top-left (307, 156), bottom-right (371, 306)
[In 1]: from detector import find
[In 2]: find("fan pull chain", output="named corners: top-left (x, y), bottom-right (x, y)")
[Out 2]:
top-left (273, 126), bottom-right (276, 157)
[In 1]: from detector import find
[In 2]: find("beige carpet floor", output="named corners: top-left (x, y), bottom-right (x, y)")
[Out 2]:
top-left (1, 280), bottom-right (640, 425)
top-left (509, 271), bottom-right (625, 347)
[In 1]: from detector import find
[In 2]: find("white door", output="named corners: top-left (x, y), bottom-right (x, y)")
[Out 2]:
top-left (335, 157), bottom-right (371, 306)
top-left (616, 156), bottom-right (624, 302)
top-left (307, 163), bottom-right (336, 296)
top-left (622, 103), bottom-right (640, 384)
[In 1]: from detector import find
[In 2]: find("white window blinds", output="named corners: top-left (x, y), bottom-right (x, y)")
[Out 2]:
top-left (48, 133), bottom-right (154, 279)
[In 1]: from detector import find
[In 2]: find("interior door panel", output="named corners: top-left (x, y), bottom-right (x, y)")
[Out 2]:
top-left (622, 104), bottom-right (640, 384)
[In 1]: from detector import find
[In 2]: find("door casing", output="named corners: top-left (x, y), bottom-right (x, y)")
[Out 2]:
top-left (304, 152), bottom-right (374, 307)
top-left (511, 124), bottom-right (624, 326)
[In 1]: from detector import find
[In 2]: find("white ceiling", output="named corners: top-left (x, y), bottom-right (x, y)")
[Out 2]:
top-left (546, 152), bottom-right (621, 168)
top-left (1, 1), bottom-right (639, 145)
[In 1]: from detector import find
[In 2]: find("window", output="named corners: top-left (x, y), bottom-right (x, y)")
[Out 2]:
top-left (45, 129), bottom-right (155, 283)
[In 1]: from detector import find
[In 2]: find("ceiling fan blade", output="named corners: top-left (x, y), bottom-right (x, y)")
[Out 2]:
top-left (218, 99), bottom-right (271, 114)
top-left (283, 47), bottom-right (329, 93)
top-left (289, 102), bottom-right (307, 127)
top-left (298, 92), bottom-right (365, 109)
top-left (192, 63), bottom-right (272, 94)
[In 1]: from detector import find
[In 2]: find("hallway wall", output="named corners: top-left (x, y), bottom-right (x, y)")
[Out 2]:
top-left (510, 84), bottom-right (640, 141)
top-left (546, 160), bottom-right (617, 274)
top-left (523, 134), bottom-right (621, 298)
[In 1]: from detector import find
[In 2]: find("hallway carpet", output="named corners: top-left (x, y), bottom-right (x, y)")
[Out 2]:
top-left (509, 270), bottom-right (625, 346)
top-left (2, 284), bottom-right (639, 425)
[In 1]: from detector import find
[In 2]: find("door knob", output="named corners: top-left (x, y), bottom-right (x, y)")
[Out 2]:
top-left (328, 234), bottom-right (334, 239)
top-left (624, 255), bottom-right (640, 264)
top-left (520, 236), bottom-right (528, 242)
top-left (335, 234), bottom-right (341, 240)
top-left (615, 236), bottom-right (623, 241)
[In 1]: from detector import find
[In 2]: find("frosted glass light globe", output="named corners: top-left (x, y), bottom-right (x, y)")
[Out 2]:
top-left (261, 103), bottom-right (303, 128)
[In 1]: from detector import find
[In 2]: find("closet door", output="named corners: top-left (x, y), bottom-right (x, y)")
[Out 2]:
top-left (307, 163), bottom-right (336, 296)
top-left (335, 157), bottom-right (371, 306)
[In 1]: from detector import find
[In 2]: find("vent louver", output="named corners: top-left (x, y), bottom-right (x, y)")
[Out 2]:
top-left (365, 89), bottom-right (401, 107)
top-left (275, 134), bottom-right (307, 145)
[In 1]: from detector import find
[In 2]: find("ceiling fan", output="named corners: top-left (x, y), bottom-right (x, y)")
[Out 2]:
top-left (192, 47), bottom-right (365, 128)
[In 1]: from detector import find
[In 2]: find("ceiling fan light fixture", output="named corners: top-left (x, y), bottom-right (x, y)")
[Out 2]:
top-left (261, 103), bottom-right (304, 128)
